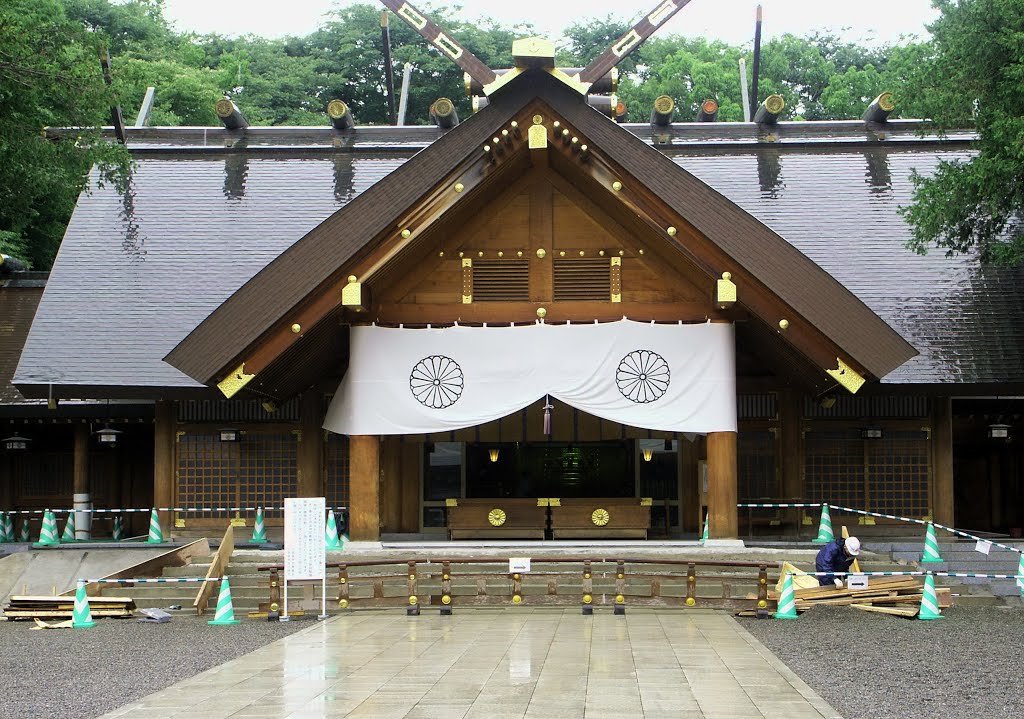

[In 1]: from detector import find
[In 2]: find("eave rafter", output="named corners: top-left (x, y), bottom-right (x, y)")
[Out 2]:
top-left (530, 104), bottom-right (871, 393)
top-left (212, 109), bottom-right (540, 396)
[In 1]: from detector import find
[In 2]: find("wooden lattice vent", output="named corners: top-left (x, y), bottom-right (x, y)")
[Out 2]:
top-left (471, 258), bottom-right (529, 302)
top-left (554, 258), bottom-right (613, 301)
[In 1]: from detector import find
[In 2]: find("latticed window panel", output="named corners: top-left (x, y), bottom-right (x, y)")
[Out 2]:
top-left (176, 430), bottom-right (298, 520)
top-left (804, 430), bottom-right (866, 510)
top-left (325, 433), bottom-right (350, 512)
top-left (866, 430), bottom-right (930, 518)
top-left (738, 430), bottom-right (778, 499)
top-left (12, 452), bottom-right (73, 502)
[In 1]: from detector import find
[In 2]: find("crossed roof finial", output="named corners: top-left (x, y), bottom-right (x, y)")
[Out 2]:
top-left (378, 0), bottom-right (693, 95)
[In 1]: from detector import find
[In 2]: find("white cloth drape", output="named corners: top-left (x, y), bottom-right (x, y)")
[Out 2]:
top-left (324, 319), bottom-right (736, 435)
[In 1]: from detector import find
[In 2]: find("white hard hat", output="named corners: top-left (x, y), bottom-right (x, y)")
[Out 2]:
top-left (846, 537), bottom-right (861, 556)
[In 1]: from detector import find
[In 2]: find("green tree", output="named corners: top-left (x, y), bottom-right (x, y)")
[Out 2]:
top-left (0, 0), bottom-right (128, 268)
top-left (901, 0), bottom-right (1024, 264)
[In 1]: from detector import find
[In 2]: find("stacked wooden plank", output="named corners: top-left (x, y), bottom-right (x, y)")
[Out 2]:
top-left (768, 576), bottom-right (951, 618)
top-left (1, 595), bottom-right (136, 621)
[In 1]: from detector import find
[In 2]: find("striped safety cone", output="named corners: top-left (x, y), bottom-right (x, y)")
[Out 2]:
top-left (1013, 553), bottom-right (1024, 598)
top-left (921, 522), bottom-right (944, 563)
top-left (207, 578), bottom-right (241, 625)
top-left (61, 511), bottom-right (77, 543)
top-left (146, 509), bottom-right (164, 544)
top-left (4, 511), bottom-right (15, 543)
top-left (35, 510), bottom-right (60, 547)
top-left (112, 515), bottom-right (123, 541)
top-left (700, 511), bottom-right (709, 543)
top-left (19, 517), bottom-right (30, 542)
top-left (0, 512), bottom-right (10, 543)
top-left (917, 573), bottom-right (943, 620)
top-left (72, 580), bottom-right (97, 628)
top-left (774, 573), bottom-right (799, 619)
top-left (325, 510), bottom-right (343, 550)
top-left (811, 504), bottom-right (834, 543)
top-left (251, 507), bottom-right (268, 544)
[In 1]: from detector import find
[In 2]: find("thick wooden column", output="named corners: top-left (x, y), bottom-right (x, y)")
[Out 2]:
top-left (707, 431), bottom-right (738, 538)
top-left (349, 435), bottom-right (380, 541)
top-left (779, 389), bottom-right (804, 535)
top-left (153, 400), bottom-right (175, 536)
top-left (932, 396), bottom-right (954, 527)
top-left (297, 391), bottom-right (323, 497)
top-left (400, 442), bottom-right (421, 532)
top-left (380, 436), bottom-right (402, 532)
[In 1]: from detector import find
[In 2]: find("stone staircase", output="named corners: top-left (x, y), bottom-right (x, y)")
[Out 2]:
top-left (865, 538), bottom-right (1023, 606)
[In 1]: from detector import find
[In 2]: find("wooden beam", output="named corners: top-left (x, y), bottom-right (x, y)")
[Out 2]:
top-left (932, 396), bottom-right (954, 527)
top-left (297, 391), bottom-right (323, 497)
top-left (707, 430), bottom-right (738, 538)
top-left (779, 388), bottom-right (803, 535)
top-left (373, 301), bottom-right (717, 324)
top-left (401, 442), bottom-right (420, 532)
top-left (380, 436), bottom-right (402, 532)
top-left (349, 435), bottom-right (381, 541)
top-left (529, 175), bottom-right (553, 304)
top-left (153, 400), bottom-right (175, 538)
top-left (680, 435), bottom-right (700, 533)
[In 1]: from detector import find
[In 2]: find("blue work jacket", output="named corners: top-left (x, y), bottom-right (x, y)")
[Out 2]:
top-left (815, 538), bottom-right (855, 586)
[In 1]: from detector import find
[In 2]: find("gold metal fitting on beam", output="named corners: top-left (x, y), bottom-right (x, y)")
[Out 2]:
top-left (532, 114), bottom-right (544, 124)
top-left (454, 182), bottom-right (464, 193)
top-left (217, 363), bottom-right (255, 399)
top-left (612, 181), bottom-right (622, 191)
top-left (528, 124), bottom-right (547, 149)
top-left (536, 307), bottom-right (547, 318)
top-left (667, 226), bottom-right (677, 236)
top-left (401, 229), bottom-right (411, 239)
top-left (826, 358), bottom-right (866, 394)
top-left (779, 319), bottom-right (790, 330)
top-left (290, 323), bottom-right (301, 334)
top-left (716, 271), bottom-right (737, 308)
top-left (536, 248), bottom-right (546, 258)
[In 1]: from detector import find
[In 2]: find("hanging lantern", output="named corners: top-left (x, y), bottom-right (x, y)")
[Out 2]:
top-left (2, 435), bottom-right (30, 451)
top-left (642, 448), bottom-right (654, 462)
top-left (488, 448), bottom-right (500, 463)
top-left (988, 423), bottom-right (1011, 440)
top-left (95, 426), bottom-right (122, 446)
top-left (219, 428), bottom-right (241, 442)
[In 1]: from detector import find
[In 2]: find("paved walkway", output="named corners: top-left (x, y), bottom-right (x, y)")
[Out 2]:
top-left (99, 609), bottom-right (840, 719)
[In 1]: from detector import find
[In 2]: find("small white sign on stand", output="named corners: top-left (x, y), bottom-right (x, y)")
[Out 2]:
top-left (847, 574), bottom-right (869, 590)
top-left (509, 558), bottom-right (531, 573)
top-left (975, 539), bottom-right (993, 555)
top-left (283, 497), bottom-right (327, 621)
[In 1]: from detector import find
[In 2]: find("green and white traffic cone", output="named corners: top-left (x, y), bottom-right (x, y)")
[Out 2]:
top-left (61, 511), bottom-right (77, 543)
top-left (19, 517), bottom-right (30, 542)
top-left (4, 511), bottom-right (15, 543)
top-left (811, 504), bottom-right (834, 543)
top-left (207, 578), bottom-right (241, 625)
top-left (146, 509), bottom-right (164, 544)
top-left (251, 507), bottom-right (267, 544)
top-left (917, 573), bottom-right (943, 620)
top-left (112, 515), bottom-right (123, 541)
top-left (325, 509), bottom-right (343, 550)
top-left (774, 573), bottom-right (799, 619)
top-left (34, 510), bottom-right (60, 547)
top-left (700, 511), bottom-right (709, 543)
top-left (1016, 553), bottom-right (1024, 598)
top-left (0, 512), bottom-right (10, 543)
top-left (72, 580), bottom-right (97, 628)
top-left (921, 522), bottom-right (943, 563)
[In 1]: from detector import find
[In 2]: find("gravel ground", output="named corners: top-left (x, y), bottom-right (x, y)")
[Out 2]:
top-left (0, 612), bottom-right (310, 719)
top-left (741, 605), bottom-right (1024, 719)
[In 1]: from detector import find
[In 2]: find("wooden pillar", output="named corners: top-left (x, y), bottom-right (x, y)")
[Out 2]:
top-left (707, 431), bottom-right (738, 539)
top-left (932, 396), bottom-right (954, 527)
top-left (153, 400), bottom-right (175, 536)
top-left (0, 447), bottom-right (13, 510)
top-left (297, 391), bottom-right (323, 497)
top-left (680, 437), bottom-right (699, 533)
top-left (73, 423), bottom-right (89, 539)
top-left (349, 435), bottom-right (380, 541)
top-left (779, 389), bottom-right (803, 535)
top-left (380, 436), bottom-right (402, 532)
top-left (401, 442), bottom-right (420, 532)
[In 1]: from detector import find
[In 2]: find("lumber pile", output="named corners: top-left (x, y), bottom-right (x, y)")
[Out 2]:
top-left (768, 576), bottom-right (950, 618)
top-left (1, 595), bottom-right (136, 621)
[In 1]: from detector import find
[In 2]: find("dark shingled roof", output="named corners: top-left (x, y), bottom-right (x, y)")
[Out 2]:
top-left (13, 84), bottom-right (1021, 398)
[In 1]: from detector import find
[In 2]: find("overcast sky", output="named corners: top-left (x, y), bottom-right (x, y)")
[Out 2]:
top-left (161, 0), bottom-right (939, 46)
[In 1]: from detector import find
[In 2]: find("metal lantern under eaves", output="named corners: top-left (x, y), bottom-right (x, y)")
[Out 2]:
top-left (2, 435), bottom-right (30, 451)
top-left (95, 426), bottom-right (122, 446)
top-left (219, 428), bottom-right (241, 442)
top-left (988, 423), bottom-right (1011, 440)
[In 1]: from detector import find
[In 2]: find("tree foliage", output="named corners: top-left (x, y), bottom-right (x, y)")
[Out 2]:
top-left (900, 0), bottom-right (1024, 264)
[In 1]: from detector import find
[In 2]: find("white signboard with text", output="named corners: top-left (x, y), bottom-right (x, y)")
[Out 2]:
top-left (284, 497), bottom-right (326, 582)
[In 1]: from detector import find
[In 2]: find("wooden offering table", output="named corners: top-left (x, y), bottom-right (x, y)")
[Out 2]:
top-left (446, 498), bottom-right (548, 539)
top-left (549, 498), bottom-right (652, 539)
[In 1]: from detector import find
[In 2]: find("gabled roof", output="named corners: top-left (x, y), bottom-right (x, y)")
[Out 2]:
top-left (164, 70), bottom-right (914, 394)
top-left (15, 90), bottom-right (1018, 400)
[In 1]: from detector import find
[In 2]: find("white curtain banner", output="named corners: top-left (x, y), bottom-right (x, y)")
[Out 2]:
top-left (324, 319), bottom-right (736, 435)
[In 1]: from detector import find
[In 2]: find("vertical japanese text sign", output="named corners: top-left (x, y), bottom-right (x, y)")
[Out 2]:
top-left (284, 497), bottom-right (326, 582)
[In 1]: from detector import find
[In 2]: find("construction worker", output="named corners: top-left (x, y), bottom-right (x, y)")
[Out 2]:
top-left (815, 535), bottom-right (861, 587)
